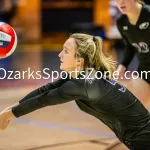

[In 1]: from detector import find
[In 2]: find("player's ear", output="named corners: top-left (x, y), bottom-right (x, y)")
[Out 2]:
top-left (76, 57), bottom-right (84, 66)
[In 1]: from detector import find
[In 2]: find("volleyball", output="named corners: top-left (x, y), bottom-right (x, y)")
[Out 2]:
top-left (0, 22), bottom-right (17, 58)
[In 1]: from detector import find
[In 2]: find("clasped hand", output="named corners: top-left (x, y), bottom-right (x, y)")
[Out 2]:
top-left (0, 110), bottom-right (10, 131)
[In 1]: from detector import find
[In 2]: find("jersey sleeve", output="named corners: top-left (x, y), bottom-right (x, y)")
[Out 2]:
top-left (12, 80), bottom-right (87, 118)
top-left (19, 75), bottom-right (69, 103)
top-left (117, 19), bottom-right (136, 68)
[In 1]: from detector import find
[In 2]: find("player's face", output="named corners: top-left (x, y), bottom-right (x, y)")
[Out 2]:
top-left (115, 0), bottom-right (136, 14)
top-left (58, 37), bottom-right (79, 72)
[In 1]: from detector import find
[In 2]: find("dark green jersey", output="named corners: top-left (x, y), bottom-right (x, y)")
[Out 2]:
top-left (117, 5), bottom-right (150, 82)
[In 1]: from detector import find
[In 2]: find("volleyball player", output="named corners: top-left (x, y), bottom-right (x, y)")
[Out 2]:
top-left (115, 0), bottom-right (150, 106)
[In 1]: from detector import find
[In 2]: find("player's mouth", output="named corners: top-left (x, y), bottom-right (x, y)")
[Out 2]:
top-left (120, 6), bottom-right (126, 10)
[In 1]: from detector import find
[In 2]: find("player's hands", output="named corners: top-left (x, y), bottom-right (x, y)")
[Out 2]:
top-left (0, 109), bottom-right (16, 131)
top-left (114, 64), bottom-right (127, 80)
top-left (0, 111), bottom-right (10, 130)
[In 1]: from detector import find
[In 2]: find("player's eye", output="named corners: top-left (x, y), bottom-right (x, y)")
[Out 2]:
top-left (64, 49), bottom-right (68, 54)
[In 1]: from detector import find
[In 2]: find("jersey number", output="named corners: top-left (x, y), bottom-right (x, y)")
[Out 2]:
top-left (132, 42), bottom-right (149, 53)
top-left (105, 79), bottom-right (126, 93)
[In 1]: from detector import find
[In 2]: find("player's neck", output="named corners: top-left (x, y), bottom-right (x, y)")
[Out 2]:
top-left (127, 3), bottom-right (142, 25)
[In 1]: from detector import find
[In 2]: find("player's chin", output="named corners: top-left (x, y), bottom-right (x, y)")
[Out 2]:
top-left (119, 10), bottom-right (127, 14)
top-left (60, 64), bottom-right (64, 70)
top-left (60, 64), bottom-right (67, 71)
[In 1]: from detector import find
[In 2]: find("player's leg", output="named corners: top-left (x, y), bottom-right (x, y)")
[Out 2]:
top-left (117, 76), bottom-right (150, 107)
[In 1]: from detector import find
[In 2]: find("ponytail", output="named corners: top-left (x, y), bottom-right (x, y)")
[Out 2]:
top-left (94, 36), bottom-right (116, 78)
top-left (70, 33), bottom-right (117, 79)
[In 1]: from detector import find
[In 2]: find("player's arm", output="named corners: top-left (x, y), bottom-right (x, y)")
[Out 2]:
top-left (3, 76), bottom-right (69, 112)
top-left (19, 77), bottom-right (69, 104)
top-left (5, 80), bottom-right (87, 119)
top-left (116, 20), bottom-right (136, 69)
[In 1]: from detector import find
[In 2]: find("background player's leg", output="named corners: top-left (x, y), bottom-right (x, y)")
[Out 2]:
top-left (117, 76), bottom-right (150, 108)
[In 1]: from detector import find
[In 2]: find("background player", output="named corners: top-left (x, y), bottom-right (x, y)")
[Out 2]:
top-left (114, 0), bottom-right (150, 107)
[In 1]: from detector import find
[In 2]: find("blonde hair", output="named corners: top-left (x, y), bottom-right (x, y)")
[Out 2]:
top-left (137, 0), bottom-right (145, 4)
top-left (70, 33), bottom-right (117, 79)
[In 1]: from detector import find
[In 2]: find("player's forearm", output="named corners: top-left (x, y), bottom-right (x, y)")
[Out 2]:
top-left (120, 46), bottom-right (135, 67)
top-left (12, 92), bottom-right (50, 118)
top-left (19, 83), bottom-right (57, 103)
top-left (11, 81), bottom-right (77, 118)
top-left (19, 88), bottom-right (41, 103)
